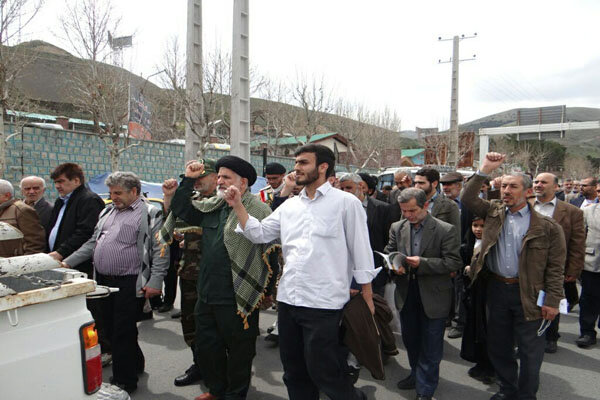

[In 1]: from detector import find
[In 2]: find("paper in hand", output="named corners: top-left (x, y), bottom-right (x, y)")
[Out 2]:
top-left (374, 251), bottom-right (407, 271)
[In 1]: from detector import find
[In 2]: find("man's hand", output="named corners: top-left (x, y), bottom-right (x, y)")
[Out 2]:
top-left (142, 286), bottom-right (162, 299)
top-left (362, 291), bottom-right (375, 315)
top-left (279, 172), bottom-right (297, 197)
top-left (350, 289), bottom-right (360, 297)
top-left (393, 266), bottom-right (407, 275)
top-left (541, 305), bottom-right (559, 321)
top-left (60, 262), bottom-right (71, 269)
top-left (400, 175), bottom-right (412, 188)
top-left (565, 275), bottom-right (576, 283)
top-left (405, 256), bottom-right (420, 268)
top-left (185, 160), bottom-right (206, 179)
top-left (48, 251), bottom-right (63, 261)
top-left (162, 179), bottom-right (178, 198)
top-left (224, 185), bottom-right (243, 208)
top-left (480, 152), bottom-right (506, 175)
top-left (260, 295), bottom-right (274, 310)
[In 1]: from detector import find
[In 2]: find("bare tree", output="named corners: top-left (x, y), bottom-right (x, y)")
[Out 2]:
top-left (290, 73), bottom-right (334, 143)
top-left (564, 154), bottom-right (592, 179)
top-left (59, 0), bottom-right (139, 171)
top-left (0, 0), bottom-right (44, 175)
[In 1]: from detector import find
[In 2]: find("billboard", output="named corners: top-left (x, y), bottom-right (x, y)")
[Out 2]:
top-left (128, 83), bottom-right (152, 140)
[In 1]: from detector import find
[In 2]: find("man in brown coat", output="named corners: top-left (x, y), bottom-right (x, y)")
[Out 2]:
top-left (462, 153), bottom-right (565, 400)
top-left (533, 172), bottom-right (585, 353)
top-left (0, 179), bottom-right (45, 257)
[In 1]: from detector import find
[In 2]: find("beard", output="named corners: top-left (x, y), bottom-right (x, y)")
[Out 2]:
top-left (296, 167), bottom-right (319, 185)
top-left (216, 188), bottom-right (227, 199)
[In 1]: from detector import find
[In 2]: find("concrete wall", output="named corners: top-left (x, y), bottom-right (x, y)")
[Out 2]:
top-left (3, 125), bottom-right (375, 200)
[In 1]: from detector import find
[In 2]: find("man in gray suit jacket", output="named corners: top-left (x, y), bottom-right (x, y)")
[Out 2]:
top-left (385, 188), bottom-right (462, 400)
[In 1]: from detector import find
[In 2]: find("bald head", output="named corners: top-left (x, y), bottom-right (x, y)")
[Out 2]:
top-left (20, 176), bottom-right (46, 205)
top-left (533, 172), bottom-right (558, 202)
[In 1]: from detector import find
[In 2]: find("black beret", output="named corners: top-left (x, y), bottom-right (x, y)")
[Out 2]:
top-left (216, 155), bottom-right (257, 186)
top-left (265, 162), bottom-right (286, 175)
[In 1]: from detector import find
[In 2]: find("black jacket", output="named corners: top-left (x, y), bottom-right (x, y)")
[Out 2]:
top-left (47, 185), bottom-right (105, 276)
top-left (366, 197), bottom-right (394, 295)
top-left (34, 197), bottom-right (53, 233)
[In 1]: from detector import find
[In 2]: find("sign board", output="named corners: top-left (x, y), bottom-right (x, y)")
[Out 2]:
top-left (516, 105), bottom-right (566, 140)
top-left (128, 83), bottom-right (152, 140)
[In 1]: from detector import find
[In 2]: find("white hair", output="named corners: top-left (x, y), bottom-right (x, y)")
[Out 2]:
top-left (20, 175), bottom-right (46, 189)
top-left (0, 179), bottom-right (15, 197)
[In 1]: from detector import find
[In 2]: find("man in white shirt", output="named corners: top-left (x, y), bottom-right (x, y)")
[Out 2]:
top-left (225, 144), bottom-right (378, 400)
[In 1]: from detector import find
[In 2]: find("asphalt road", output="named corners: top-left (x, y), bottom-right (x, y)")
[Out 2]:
top-left (103, 297), bottom-right (600, 400)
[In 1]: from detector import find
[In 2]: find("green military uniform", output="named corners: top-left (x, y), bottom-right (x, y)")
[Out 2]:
top-left (171, 172), bottom-right (271, 400)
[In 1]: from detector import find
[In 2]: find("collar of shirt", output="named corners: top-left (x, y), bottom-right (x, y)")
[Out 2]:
top-left (534, 196), bottom-right (557, 208)
top-left (506, 204), bottom-right (531, 218)
top-left (125, 197), bottom-right (143, 211)
top-left (299, 181), bottom-right (332, 200)
top-left (59, 192), bottom-right (73, 203)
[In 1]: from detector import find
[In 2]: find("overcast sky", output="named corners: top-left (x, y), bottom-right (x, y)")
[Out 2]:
top-left (22, 0), bottom-right (600, 131)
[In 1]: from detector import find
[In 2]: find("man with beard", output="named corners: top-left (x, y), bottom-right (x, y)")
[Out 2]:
top-left (166, 156), bottom-right (272, 400)
top-left (533, 172), bottom-right (585, 353)
top-left (226, 144), bottom-right (378, 400)
top-left (414, 168), bottom-right (460, 231)
top-left (462, 153), bottom-right (565, 400)
top-left (570, 177), bottom-right (599, 209)
top-left (161, 159), bottom-right (218, 387)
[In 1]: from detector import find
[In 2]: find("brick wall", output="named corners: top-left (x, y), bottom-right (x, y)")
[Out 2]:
top-left (3, 125), bottom-right (376, 200)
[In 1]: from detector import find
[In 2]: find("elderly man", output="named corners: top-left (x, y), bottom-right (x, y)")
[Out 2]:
top-left (388, 171), bottom-right (413, 205)
top-left (340, 173), bottom-right (392, 296)
top-left (0, 179), bottom-right (45, 256)
top-left (533, 172), bottom-right (585, 353)
top-left (20, 175), bottom-right (53, 232)
top-left (161, 159), bottom-right (218, 387)
top-left (228, 144), bottom-right (378, 400)
top-left (63, 172), bottom-right (168, 394)
top-left (166, 156), bottom-right (272, 400)
top-left (577, 185), bottom-right (600, 348)
top-left (462, 153), bottom-right (566, 400)
top-left (386, 188), bottom-right (462, 400)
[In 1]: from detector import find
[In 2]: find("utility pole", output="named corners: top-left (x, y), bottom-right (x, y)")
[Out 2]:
top-left (185, 0), bottom-right (204, 162)
top-left (438, 33), bottom-right (476, 167)
top-left (230, 0), bottom-right (250, 161)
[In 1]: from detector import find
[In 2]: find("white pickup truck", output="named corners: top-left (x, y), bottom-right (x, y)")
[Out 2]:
top-left (0, 223), bottom-right (129, 400)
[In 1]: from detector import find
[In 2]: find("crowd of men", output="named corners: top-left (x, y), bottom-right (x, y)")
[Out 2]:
top-left (1, 147), bottom-right (599, 400)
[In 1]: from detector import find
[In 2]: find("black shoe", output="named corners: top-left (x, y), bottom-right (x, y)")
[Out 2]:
top-left (265, 333), bottom-right (279, 344)
top-left (158, 303), bottom-right (174, 313)
top-left (490, 392), bottom-right (516, 400)
top-left (416, 396), bottom-right (432, 400)
top-left (171, 310), bottom-right (182, 319)
top-left (397, 374), bottom-right (416, 390)
top-left (576, 335), bottom-right (597, 348)
top-left (138, 310), bottom-right (153, 321)
top-left (347, 366), bottom-right (360, 384)
top-left (174, 364), bottom-right (202, 386)
top-left (448, 327), bottom-right (463, 339)
top-left (468, 365), bottom-right (484, 379)
top-left (545, 340), bottom-right (558, 353)
top-left (481, 373), bottom-right (496, 385)
top-left (109, 377), bottom-right (137, 394)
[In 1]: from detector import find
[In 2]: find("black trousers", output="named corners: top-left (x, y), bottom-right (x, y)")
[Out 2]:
top-left (487, 280), bottom-right (545, 400)
top-left (579, 270), bottom-right (600, 338)
top-left (96, 273), bottom-right (144, 387)
top-left (194, 300), bottom-right (258, 399)
top-left (277, 302), bottom-right (362, 400)
top-left (162, 258), bottom-right (178, 306)
top-left (452, 273), bottom-right (467, 329)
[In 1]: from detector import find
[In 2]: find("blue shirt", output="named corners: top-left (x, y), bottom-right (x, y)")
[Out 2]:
top-left (48, 192), bottom-right (72, 251)
top-left (488, 205), bottom-right (531, 278)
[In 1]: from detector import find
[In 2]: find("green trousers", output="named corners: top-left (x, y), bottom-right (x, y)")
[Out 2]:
top-left (194, 300), bottom-right (259, 399)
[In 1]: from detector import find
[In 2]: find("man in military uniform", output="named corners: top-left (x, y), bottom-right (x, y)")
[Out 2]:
top-left (165, 156), bottom-right (272, 400)
top-left (259, 162), bottom-right (286, 208)
top-left (161, 159), bottom-right (218, 387)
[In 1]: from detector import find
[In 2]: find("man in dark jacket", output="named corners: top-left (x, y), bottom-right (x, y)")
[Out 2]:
top-left (47, 163), bottom-right (105, 278)
top-left (570, 177), bottom-right (598, 209)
